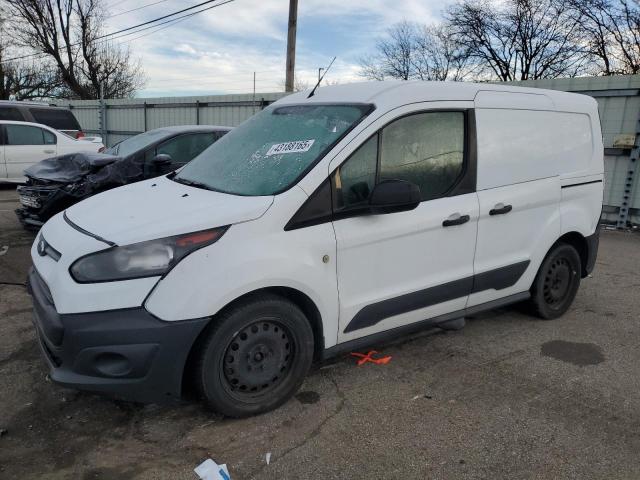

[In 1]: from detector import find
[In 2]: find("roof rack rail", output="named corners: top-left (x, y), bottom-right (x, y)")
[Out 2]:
top-left (0, 99), bottom-right (51, 106)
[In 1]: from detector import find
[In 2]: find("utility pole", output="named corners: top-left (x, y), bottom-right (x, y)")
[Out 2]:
top-left (285, 0), bottom-right (298, 92)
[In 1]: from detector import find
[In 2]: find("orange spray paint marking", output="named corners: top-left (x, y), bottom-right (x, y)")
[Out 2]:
top-left (350, 350), bottom-right (392, 366)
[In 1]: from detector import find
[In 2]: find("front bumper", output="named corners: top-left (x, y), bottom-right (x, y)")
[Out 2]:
top-left (16, 184), bottom-right (76, 229)
top-left (16, 207), bottom-right (45, 229)
top-left (27, 267), bottom-right (209, 404)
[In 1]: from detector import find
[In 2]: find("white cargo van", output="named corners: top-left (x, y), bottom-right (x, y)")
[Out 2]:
top-left (28, 81), bottom-right (603, 417)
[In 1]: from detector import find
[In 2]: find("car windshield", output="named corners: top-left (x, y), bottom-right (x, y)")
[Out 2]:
top-left (106, 130), bottom-right (170, 157)
top-left (173, 103), bottom-right (372, 196)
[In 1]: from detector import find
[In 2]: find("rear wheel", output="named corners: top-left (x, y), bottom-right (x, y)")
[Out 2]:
top-left (528, 243), bottom-right (582, 319)
top-left (196, 294), bottom-right (314, 417)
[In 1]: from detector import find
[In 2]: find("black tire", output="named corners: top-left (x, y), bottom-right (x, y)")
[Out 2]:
top-left (196, 294), bottom-right (314, 417)
top-left (528, 243), bottom-right (582, 319)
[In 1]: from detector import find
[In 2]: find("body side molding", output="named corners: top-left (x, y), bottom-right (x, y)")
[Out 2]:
top-left (343, 260), bottom-right (530, 333)
top-left (561, 179), bottom-right (603, 189)
top-left (326, 292), bottom-right (530, 359)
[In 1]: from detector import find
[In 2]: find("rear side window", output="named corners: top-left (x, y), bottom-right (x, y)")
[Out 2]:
top-left (0, 107), bottom-right (24, 121)
top-left (6, 124), bottom-right (48, 145)
top-left (333, 111), bottom-right (466, 209)
top-left (43, 129), bottom-right (57, 145)
top-left (29, 108), bottom-right (81, 131)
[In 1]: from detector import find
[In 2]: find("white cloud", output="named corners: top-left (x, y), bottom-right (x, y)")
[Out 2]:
top-left (106, 0), bottom-right (451, 97)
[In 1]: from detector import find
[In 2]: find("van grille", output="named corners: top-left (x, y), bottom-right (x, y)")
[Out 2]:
top-left (36, 235), bottom-right (61, 262)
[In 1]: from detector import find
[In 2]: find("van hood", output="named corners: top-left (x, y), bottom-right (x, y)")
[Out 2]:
top-left (64, 176), bottom-right (274, 245)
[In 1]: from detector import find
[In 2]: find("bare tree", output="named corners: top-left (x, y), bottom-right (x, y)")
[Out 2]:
top-left (0, 58), bottom-right (62, 100)
top-left (569, 0), bottom-right (640, 75)
top-left (359, 21), bottom-right (470, 81)
top-left (0, 6), bottom-right (64, 100)
top-left (414, 25), bottom-right (472, 81)
top-left (446, 0), bottom-right (586, 81)
top-left (5, 0), bottom-right (145, 99)
top-left (278, 74), bottom-right (310, 92)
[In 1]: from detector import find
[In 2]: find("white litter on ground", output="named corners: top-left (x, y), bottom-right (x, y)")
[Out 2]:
top-left (266, 452), bottom-right (272, 465)
top-left (0, 246), bottom-right (8, 256)
top-left (194, 459), bottom-right (231, 480)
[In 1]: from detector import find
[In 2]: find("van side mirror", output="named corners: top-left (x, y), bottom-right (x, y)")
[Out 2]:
top-left (369, 179), bottom-right (421, 214)
top-left (152, 154), bottom-right (172, 166)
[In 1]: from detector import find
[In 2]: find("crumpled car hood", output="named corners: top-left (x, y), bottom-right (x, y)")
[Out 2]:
top-left (65, 176), bottom-right (274, 245)
top-left (24, 152), bottom-right (120, 184)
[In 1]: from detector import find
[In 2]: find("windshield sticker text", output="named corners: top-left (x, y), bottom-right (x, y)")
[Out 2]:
top-left (266, 139), bottom-right (315, 156)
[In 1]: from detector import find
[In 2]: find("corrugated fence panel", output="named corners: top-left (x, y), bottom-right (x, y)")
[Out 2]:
top-left (604, 154), bottom-right (627, 205)
top-left (66, 104), bottom-right (101, 132)
top-left (53, 92), bottom-right (289, 147)
top-left (107, 106), bottom-right (145, 135)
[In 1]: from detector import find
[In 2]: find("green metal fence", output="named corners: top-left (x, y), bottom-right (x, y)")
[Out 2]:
top-left (53, 92), bottom-right (288, 148)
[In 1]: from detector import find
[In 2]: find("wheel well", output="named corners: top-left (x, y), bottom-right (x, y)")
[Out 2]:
top-left (557, 232), bottom-right (589, 277)
top-left (181, 287), bottom-right (325, 398)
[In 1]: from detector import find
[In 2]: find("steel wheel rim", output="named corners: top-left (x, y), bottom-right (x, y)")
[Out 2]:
top-left (222, 319), bottom-right (294, 400)
top-left (543, 256), bottom-right (573, 308)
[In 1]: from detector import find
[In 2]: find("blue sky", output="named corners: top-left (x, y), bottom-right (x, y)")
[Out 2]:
top-left (103, 0), bottom-right (450, 97)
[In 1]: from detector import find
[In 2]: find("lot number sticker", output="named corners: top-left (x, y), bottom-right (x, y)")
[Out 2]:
top-left (266, 139), bottom-right (315, 156)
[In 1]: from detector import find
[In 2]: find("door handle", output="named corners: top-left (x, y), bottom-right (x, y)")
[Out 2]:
top-left (489, 203), bottom-right (513, 216)
top-left (43, 149), bottom-right (55, 154)
top-left (442, 214), bottom-right (470, 227)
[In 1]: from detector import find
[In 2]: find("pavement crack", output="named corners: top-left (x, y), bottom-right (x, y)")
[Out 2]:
top-left (249, 376), bottom-right (345, 479)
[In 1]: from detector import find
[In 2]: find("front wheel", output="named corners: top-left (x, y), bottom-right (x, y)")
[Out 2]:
top-left (196, 294), bottom-right (314, 417)
top-left (528, 243), bottom-right (582, 319)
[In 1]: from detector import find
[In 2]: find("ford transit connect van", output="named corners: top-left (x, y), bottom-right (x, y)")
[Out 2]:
top-left (28, 81), bottom-right (603, 417)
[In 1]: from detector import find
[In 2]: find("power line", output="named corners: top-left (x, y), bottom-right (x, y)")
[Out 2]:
top-left (108, 0), bottom-right (175, 19)
top-left (115, 15), bottom-right (188, 44)
top-left (107, 0), bottom-right (234, 43)
top-left (2, 0), bottom-right (234, 63)
top-left (97, 0), bottom-right (228, 39)
top-left (107, 0), bottom-right (132, 10)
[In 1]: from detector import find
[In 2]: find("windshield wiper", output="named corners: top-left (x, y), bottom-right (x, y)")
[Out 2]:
top-left (171, 176), bottom-right (214, 191)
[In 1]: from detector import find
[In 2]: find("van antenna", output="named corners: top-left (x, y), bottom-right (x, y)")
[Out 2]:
top-left (308, 57), bottom-right (336, 98)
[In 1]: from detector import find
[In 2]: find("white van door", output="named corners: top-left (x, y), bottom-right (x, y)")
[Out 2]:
top-left (5, 124), bottom-right (57, 180)
top-left (331, 106), bottom-right (479, 342)
top-left (467, 107), bottom-right (561, 308)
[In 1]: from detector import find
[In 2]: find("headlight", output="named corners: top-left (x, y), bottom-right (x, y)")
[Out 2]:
top-left (69, 226), bottom-right (229, 283)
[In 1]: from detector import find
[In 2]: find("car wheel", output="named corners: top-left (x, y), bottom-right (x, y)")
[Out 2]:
top-left (196, 294), bottom-right (315, 417)
top-left (528, 243), bottom-right (582, 320)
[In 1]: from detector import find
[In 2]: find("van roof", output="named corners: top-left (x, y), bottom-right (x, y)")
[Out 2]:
top-left (276, 80), bottom-right (597, 113)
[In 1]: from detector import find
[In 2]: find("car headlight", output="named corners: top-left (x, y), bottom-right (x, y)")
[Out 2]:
top-left (69, 226), bottom-right (229, 283)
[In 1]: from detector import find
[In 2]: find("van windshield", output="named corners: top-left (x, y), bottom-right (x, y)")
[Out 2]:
top-left (173, 103), bottom-right (372, 196)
